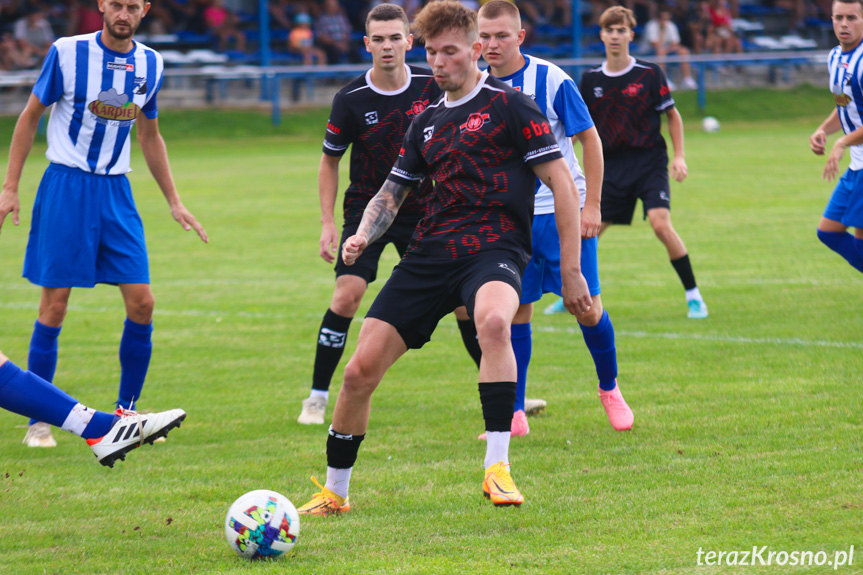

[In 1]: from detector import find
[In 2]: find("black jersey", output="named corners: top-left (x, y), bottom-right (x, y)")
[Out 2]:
top-left (388, 72), bottom-right (563, 266)
top-left (579, 57), bottom-right (674, 156)
top-left (323, 64), bottom-right (442, 224)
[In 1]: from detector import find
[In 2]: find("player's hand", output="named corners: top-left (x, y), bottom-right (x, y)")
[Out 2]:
top-left (342, 234), bottom-right (368, 266)
top-left (823, 140), bottom-right (846, 181)
top-left (670, 156), bottom-right (688, 182)
top-left (319, 222), bottom-right (339, 263)
top-left (581, 204), bottom-right (601, 238)
top-left (561, 272), bottom-right (592, 316)
top-left (171, 203), bottom-right (209, 243)
top-left (810, 129), bottom-right (827, 155)
top-left (0, 186), bottom-right (20, 237)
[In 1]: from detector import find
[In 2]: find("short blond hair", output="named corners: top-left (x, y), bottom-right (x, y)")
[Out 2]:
top-left (599, 5), bottom-right (637, 29)
top-left (478, 0), bottom-right (521, 27)
top-left (413, 0), bottom-right (478, 43)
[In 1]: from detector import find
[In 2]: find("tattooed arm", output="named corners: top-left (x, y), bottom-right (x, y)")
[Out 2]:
top-left (342, 179), bottom-right (411, 265)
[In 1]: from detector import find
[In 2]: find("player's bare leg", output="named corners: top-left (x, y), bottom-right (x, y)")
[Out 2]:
top-left (647, 207), bottom-right (708, 318)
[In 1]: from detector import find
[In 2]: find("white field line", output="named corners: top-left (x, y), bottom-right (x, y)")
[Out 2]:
top-left (1, 301), bottom-right (861, 350)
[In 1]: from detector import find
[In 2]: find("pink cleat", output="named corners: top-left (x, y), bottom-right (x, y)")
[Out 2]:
top-left (478, 410), bottom-right (529, 440)
top-left (599, 384), bottom-right (633, 431)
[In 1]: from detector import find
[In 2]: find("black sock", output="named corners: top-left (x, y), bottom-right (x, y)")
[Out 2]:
top-left (670, 254), bottom-right (697, 291)
top-left (478, 381), bottom-right (517, 432)
top-left (457, 319), bottom-right (482, 369)
top-left (312, 309), bottom-right (353, 392)
top-left (326, 427), bottom-right (365, 469)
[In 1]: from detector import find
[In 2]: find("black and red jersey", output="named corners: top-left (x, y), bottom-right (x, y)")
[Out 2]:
top-left (579, 57), bottom-right (674, 156)
top-left (388, 72), bottom-right (562, 265)
top-left (322, 64), bottom-right (442, 224)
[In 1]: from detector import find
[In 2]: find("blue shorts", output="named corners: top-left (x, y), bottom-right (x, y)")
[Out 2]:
top-left (823, 168), bottom-right (863, 229)
top-left (23, 163), bottom-right (149, 288)
top-left (520, 213), bottom-right (601, 305)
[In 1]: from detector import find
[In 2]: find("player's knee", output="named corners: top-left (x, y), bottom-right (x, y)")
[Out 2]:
top-left (342, 358), bottom-right (380, 396)
top-left (577, 302), bottom-right (603, 326)
top-left (127, 295), bottom-right (155, 323)
top-left (476, 313), bottom-right (511, 347)
top-left (41, 300), bottom-right (68, 325)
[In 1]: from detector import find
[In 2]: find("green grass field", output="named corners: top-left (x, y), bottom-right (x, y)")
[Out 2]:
top-left (0, 85), bottom-right (861, 574)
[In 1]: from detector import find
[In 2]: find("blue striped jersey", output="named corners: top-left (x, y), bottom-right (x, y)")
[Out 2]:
top-left (490, 54), bottom-right (594, 214)
top-left (829, 42), bottom-right (863, 170)
top-left (32, 31), bottom-right (164, 176)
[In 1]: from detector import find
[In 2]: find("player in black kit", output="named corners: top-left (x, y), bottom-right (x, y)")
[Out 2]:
top-left (297, 0), bottom-right (592, 515)
top-left (580, 5), bottom-right (709, 319)
top-left (298, 4), bottom-right (484, 425)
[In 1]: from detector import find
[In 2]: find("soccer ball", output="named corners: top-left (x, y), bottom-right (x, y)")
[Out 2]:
top-left (224, 490), bottom-right (300, 560)
top-left (702, 116), bottom-right (720, 133)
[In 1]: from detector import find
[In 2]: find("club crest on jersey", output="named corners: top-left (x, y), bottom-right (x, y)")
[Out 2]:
top-left (423, 126), bottom-right (434, 142)
top-left (88, 87), bottom-right (140, 124)
top-left (107, 61), bottom-right (134, 72)
top-left (594, 86), bottom-right (603, 98)
top-left (365, 111), bottom-right (379, 125)
top-left (406, 99), bottom-right (429, 117)
top-left (460, 112), bottom-right (490, 133)
top-left (133, 77), bottom-right (147, 95)
top-left (623, 83), bottom-right (642, 97)
top-left (835, 93), bottom-right (852, 107)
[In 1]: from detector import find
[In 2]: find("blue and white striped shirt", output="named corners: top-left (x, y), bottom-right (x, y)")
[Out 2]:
top-left (32, 31), bottom-right (164, 176)
top-left (829, 41), bottom-right (863, 170)
top-left (491, 55), bottom-right (594, 214)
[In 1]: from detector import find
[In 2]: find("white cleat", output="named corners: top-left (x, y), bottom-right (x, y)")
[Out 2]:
top-left (23, 421), bottom-right (57, 448)
top-left (297, 396), bottom-right (327, 425)
top-left (87, 408), bottom-right (186, 467)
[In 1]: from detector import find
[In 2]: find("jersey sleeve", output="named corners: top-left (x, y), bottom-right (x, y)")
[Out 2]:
top-left (510, 91), bottom-right (563, 167)
top-left (551, 78), bottom-right (594, 137)
top-left (32, 44), bottom-right (64, 107)
top-left (141, 54), bottom-right (164, 119)
top-left (322, 91), bottom-right (354, 157)
top-left (387, 118), bottom-right (426, 187)
top-left (651, 63), bottom-right (675, 112)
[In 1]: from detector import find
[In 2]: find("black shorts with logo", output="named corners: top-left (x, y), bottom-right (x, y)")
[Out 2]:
top-left (366, 250), bottom-right (524, 349)
top-left (335, 218), bottom-right (420, 283)
top-left (601, 147), bottom-right (671, 225)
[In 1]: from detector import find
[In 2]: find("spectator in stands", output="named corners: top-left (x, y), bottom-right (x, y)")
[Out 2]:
top-left (644, 3), bottom-right (698, 89)
top-left (0, 30), bottom-right (29, 70)
top-left (146, 0), bottom-right (194, 34)
top-left (14, 4), bottom-right (54, 65)
top-left (0, 0), bottom-right (25, 35)
top-left (204, 0), bottom-right (246, 52)
top-left (316, 0), bottom-right (352, 63)
top-left (66, 0), bottom-right (103, 36)
top-left (684, 0), bottom-right (712, 53)
top-left (707, 0), bottom-right (743, 53)
top-left (289, 12), bottom-right (327, 65)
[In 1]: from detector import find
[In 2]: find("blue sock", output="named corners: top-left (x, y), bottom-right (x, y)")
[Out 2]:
top-left (855, 237), bottom-right (863, 262)
top-left (579, 310), bottom-right (618, 391)
top-left (117, 318), bottom-right (153, 410)
top-left (511, 322), bottom-right (532, 413)
top-left (27, 320), bottom-right (62, 425)
top-left (0, 360), bottom-right (76, 428)
top-left (817, 229), bottom-right (863, 272)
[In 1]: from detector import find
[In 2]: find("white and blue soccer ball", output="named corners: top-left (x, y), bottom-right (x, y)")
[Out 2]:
top-left (702, 116), bottom-right (721, 133)
top-left (224, 490), bottom-right (300, 560)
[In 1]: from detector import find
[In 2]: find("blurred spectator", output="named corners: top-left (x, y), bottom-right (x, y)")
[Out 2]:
top-left (0, 0), bottom-right (25, 35)
top-left (66, 0), bottom-right (102, 36)
top-left (0, 30), bottom-right (29, 69)
top-left (644, 3), bottom-right (698, 89)
top-left (204, 0), bottom-right (246, 51)
top-left (772, 0), bottom-right (806, 30)
top-left (14, 4), bottom-right (54, 64)
top-left (315, 0), bottom-right (352, 63)
top-left (707, 0), bottom-right (742, 53)
top-left (685, 0), bottom-right (712, 53)
top-left (289, 12), bottom-right (326, 65)
top-left (146, 0), bottom-right (195, 34)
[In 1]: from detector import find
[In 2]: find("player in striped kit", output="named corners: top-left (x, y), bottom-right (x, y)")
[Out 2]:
top-left (477, 0), bottom-right (633, 435)
top-left (0, 0), bottom-right (207, 448)
top-left (809, 0), bottom-right (863, 273)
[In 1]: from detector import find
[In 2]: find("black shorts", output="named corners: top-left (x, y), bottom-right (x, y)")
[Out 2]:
top-left (334, 219), bottom-right (419, 283)
top-left (602, 147), bottom-right (671, 225)
top-left (366, 250), bottom-right (524, 349)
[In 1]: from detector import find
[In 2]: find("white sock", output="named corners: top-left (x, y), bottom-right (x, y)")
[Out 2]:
top-left (325, 466), bottom-right (352, 499)
top-left (484, 431), bottom-right (511, 469)
top-left (685, 287), bottom-right (702, 302)
top-left (309, 389), bottom-right (329, 401)
top-left (60, 403), bottom-right (95, 436)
